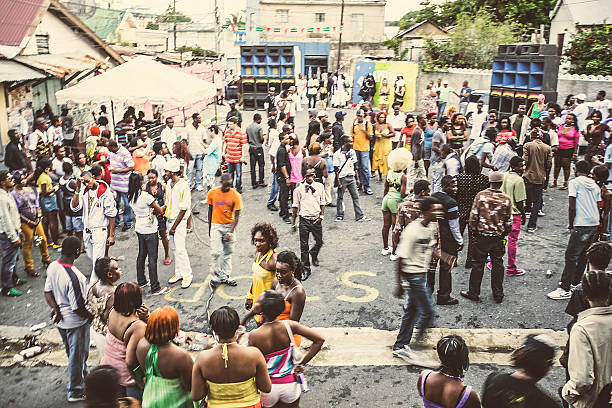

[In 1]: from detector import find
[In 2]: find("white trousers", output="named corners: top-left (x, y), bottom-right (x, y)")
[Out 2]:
top-left (430, 161), bottom-right (445, 193)
top-left (168, 219), bottom-right (193, 281)
top-left (209, 223), bottom-right (234, 282)
top-left (85, 227), bottom-right (107, 286)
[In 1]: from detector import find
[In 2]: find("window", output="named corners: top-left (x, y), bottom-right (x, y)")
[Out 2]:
top-left (315, 13), bottom-right (325, 22)
top-left (36, 33), bottom-right (49, 54)
top-left (351, 14), bottom-right (363, 32)
top-left (276, 9), bottom-right (288, 23)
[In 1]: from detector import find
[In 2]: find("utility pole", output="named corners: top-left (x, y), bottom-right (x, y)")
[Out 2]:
top-left (336, 0), bottom-right (344, 73)
top-left (213, 0), bottom-right (220, 55)
top-left (173, 0), bottom-right (177, 51)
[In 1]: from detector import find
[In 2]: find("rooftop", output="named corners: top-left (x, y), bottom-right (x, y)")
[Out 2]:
top-left (550, 0), bottom-right (612, 26)
top-left (83, 8), bottom-right (126, 41)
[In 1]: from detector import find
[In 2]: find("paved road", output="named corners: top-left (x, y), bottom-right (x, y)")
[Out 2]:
top-left (0, 106), bottom-right (573, 406)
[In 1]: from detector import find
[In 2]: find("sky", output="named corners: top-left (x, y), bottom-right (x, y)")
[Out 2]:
top-left (115, 0), bottom-right (447, 22)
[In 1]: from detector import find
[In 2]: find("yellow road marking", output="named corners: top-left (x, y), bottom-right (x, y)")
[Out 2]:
top-left (336, 271), bottom-right (379, 303)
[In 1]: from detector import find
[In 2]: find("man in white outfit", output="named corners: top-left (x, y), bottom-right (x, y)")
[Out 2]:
top-left (164, 158), bottom-right (193, 289)
top-left (71, 171), bottom-right (117, 285)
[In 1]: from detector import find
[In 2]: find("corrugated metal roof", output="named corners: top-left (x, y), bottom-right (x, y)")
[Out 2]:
top-left (14, 54), bottom-right (103, 77)
top-left (0, 0), bottom-right (48, 58)
top-left (0, 59), bottom-right (46, 82)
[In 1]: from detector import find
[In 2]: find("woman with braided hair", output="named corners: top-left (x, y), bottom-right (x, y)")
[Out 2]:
top-left (417, 335), bottom-right (480, 408)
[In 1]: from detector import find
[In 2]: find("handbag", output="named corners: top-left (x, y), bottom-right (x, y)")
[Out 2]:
top-left (282, 320), bottom-right (303, 364)
top-left (434, 229), bottom-right (457, 268)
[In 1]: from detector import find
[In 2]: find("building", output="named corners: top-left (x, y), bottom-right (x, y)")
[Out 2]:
top-left (549, 0), bottom-right (612, 54)
top-left (0, 0), bottom-right (123, 145)
top-left (246, 0), bottom-right (388, 74)
top-left (395, 20), bottom-right (448, 62)
top-left (84, 8), bottom-right (168, 51)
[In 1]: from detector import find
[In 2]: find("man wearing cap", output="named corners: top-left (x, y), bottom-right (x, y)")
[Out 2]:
top-left (332, 111), bottom-right (346, 152)
top-left (387, 103), bottom-right (407, 150)
top-left (226, 101), bottom-right (242, 128)
top-left (573, 93), bottom-right (589, 132)
top-left (350, 109), bottom-right (374, 195)
top-left (501, 156), bottom-right (527, 277)
top-left (317, 110), bottom-right (329, 125)
top-left (523, 118), bottom-right (552, 233)
top-left (461, 171), bottom-right (513, 303)
top-left (164, 157), bottom-right (193, 289)
top-left (71, 170), bottom-right (117, 286)
top-left (264, 87), bottom-right (277, 118)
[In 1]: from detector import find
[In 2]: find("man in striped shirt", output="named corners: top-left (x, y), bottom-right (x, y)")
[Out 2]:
top-left (223, 116), bottom-right (248, 193)
top-left (108, 140), bottom-right (134, 231)
top-left (114, 112), bottom-right (134, 146)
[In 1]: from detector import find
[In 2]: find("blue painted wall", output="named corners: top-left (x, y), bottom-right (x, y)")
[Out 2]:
top-left (257, 41), bottom-right (330, 74)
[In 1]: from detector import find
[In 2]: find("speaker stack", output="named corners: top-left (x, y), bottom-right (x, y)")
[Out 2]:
top-left (240, 46), bottom-right (296, 111)
top-left (489, 44), bottom-right (559, 116)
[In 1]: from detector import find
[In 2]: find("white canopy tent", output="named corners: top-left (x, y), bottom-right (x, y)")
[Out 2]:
top-left (55, 56), bottom-right (216, 106)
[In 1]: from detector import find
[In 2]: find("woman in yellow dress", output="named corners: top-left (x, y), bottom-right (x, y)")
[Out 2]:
top-left (372, 112), bottom-right (395, 181)
top-left (245, 223), bottom-right (278, 325)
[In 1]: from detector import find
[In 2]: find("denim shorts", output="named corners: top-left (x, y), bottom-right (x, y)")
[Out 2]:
top-left (66, 216), bottom-right (84, 233)
top-left (40, 195), bottom-right (59, 213)
top-left (424, 147), bottom-right (432, 160)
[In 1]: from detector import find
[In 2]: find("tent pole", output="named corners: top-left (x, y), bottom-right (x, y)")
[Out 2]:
top-left (110, 100), bottom-right (116, 141)
top-left (182, 107), bottom-right (186, 127)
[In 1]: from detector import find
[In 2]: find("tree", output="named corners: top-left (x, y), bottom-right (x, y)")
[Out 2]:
top-left (563, 25), bottom-right (612, 76)
top-left (421, 11), bottom-right (519, 70)
top-left (176, 45), bottom-right (216, 57)
top-left (145, 22), bottom-right (159, 30)
top-left (225, 13), bottom-right (245, 26)
top-left (156, 4), bottom-right (192, 23)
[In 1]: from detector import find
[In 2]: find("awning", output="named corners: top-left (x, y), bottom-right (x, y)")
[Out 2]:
top-left (0, 59), bottom-right (46, 82)
top-left (13, 54), bottom-right (103, 78)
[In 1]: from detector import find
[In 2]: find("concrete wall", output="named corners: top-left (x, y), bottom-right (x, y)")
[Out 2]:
top-left (549, 2), bottom-right (574, 52)
top-left (330, 42), bottom-right (394, 72)
top-left (257, 1), bottom-right (385, 43)
top-left (415, 68), bottom-right (612, 108)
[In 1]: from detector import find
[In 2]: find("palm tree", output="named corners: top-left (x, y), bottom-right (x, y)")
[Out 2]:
top-left (225, 13), bottom-right (245, 26)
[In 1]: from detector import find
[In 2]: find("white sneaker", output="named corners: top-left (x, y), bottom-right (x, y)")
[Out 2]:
top-left (168, 274), bottom-right (182, 284)
top-left (547, 287), bottom-right (572, 300)
top-left (181, 278), bottom-right (192, 289)
top-left (390, 253), bottom-right (399, 261)
top-left (538, 210), bottom-right (545, 216)
top-left (153, 287), bottom-right (170, 295)
top-left (392, 345), bottom-right (419, 362)
top-left (196, 185), bottom-right (204, 192)
top-left (381, 247), bottom-right (391, 256)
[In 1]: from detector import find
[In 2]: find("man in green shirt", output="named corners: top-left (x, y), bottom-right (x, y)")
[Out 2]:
top-left (501, 156), bottom-right (527, 276)
top-left (437, 80), bottom-right (459, 121)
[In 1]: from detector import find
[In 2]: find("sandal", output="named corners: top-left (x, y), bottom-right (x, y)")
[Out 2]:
top-left (560, 184), bottom-right (568, 190)
top-left (551, 181), bottom-right (557, 188)
top-left (164, 258), bottom-right (172, 265)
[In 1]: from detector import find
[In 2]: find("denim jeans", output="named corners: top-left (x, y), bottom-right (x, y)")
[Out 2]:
top-left (114, 191), bottom-right (133, 227)
top-left (0, 233), bottom-right (20, 291)
top-left (336, 176), bottom-right (364, 220)
top-left (354, 150), bottom-right (371, 190)
top-left (560, 226), bottom-right (598, 291)
top-left (525, 180), bottom-right (543, 229)
top-left (437, 101), bottom-right (447, 121)
top-left (278, 176), bottom-right (290, 218)
top-left (57, 322), bottom-right (90, 398)
top-left (227, 161), bottom-right (242, 190)
top-left (468, 233), bottom-right (505, 299)
top-left (393, 273), bottom-right (434, 349)
top-left (136, 232), bottom-right (160, 292)
top-left (249, 147), bottom-right (265, 186)
top-left (299, 217), bottom-right (323, 273)
top-left (209, 223), bottom-right (234, 282)
top-left (187, 154), bottom-right (203, 189)
top-left (267, 174), bottom-right (279, 206)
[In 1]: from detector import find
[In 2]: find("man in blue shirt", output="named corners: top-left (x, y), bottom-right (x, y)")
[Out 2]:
top-left (458, 80), bottom-right (472, 115)
top-left (548, 160), bottom-right (602, 300)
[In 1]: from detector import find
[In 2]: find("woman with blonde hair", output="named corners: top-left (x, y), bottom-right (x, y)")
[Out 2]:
top-left (378, 77), bottom-right (391, 106)
top-left (381, 148), bottom-right (412, 257)
top-left (136, 306), bottom-right (196, 407)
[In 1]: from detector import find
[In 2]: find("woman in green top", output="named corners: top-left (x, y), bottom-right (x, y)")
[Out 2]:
top-left (381, 148), bottom-right (412, 257)
top-left (136, 306), bottom-right (197, 408)
top-left (527, 94), bottom-right (547, 119)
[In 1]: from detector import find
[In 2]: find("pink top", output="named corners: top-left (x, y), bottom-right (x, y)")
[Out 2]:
top-left (557, 126), bottom-right (580, 150)
top-left (288, 148), bottom-right (304, 183)
top-left (101, 331), bottom-right (135, 386)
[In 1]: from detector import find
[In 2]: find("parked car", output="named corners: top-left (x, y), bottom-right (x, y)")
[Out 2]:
top-left (465, 90), bottom-right (490, 128)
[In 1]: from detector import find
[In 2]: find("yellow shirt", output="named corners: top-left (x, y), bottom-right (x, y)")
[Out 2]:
top-left (37, 173), bottom-right (54, 196)
top-left (350, 121), bottom-right (373, 152)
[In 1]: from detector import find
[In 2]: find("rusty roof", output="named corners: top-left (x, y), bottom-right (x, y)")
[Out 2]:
top-left (14, 54), bottom-right (103, 78)
top-left (0, 0), bottom-right (49, 58)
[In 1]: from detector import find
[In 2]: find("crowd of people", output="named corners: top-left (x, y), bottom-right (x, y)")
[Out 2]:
top-left (1, 83), bottom-right (612, 407)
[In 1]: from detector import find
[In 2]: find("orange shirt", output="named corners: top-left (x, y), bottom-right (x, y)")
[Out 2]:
top-left (350, 121), bottom-right (373, 152)
top-left (133, 151), bottom-right (151, 175)
top-left (206, 186), bottom-right (243, 224)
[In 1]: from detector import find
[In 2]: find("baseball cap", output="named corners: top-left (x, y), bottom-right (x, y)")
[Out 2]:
top-left (269, 87), bottom-right (276, 91)
top-left (317, 110), bottom-right (329, 118)
top-left (164, 158), bottom-right (181, 173)
top-left (335, 111), bottom-right (347, 120)
top-left (575, 93), bottom-right (586, 101)
top-left (356, 109), bottom-right (365, 117)
top-left (442, 80), bottom-right (449, 85)
top-left (489, 171), bottom-right (504, 183)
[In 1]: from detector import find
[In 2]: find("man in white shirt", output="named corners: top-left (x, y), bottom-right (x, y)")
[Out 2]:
top-left (182, 113), bottom-right (208, 191)
top-left (333, 135), bottom-right (370, 222)
top-left (160, 117), bottom-right (178, 147)
top-left (291, 167), bottom-right (325, 280)
top-left (573, 94), bottom-right (589, 132)
top-left (164, 158), bottom-right (193, 289)
top-left (71, 171), bottom-right (117, 285)
top-left (469, 101), bottom-right (487, 143)
top-left (387, 103), bottom-right (407, 149)
top-left (592, 90), bottom-right (612, 121)
top-left (28, 118), bottom-right (49, 160)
